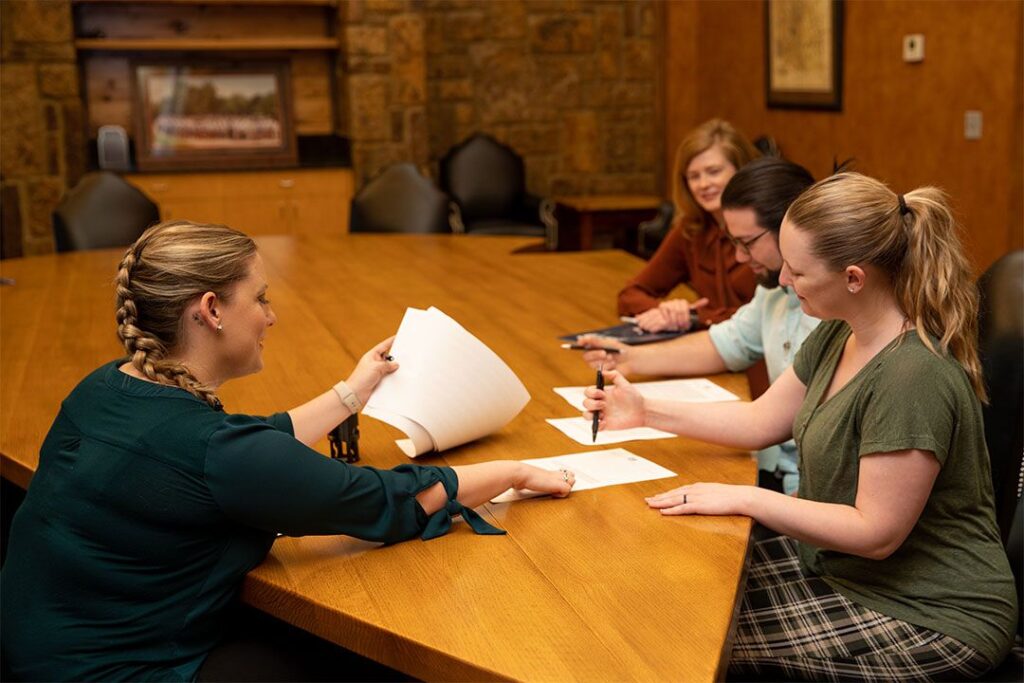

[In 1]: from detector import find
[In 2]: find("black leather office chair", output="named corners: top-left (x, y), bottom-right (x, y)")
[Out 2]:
top-left (52, 172), bottom-right (160, 252)
top-left (349, 163), bottom-right (451, 234)
top-left (752, 135), bottom-right (781, 158)
top-left (636, 201), bottom-right (675, 259)
top-left (977, 250), bottom-right (1024, 544)
top-left (439, 133), bottom-right (552, 241)
top-left (965, 251), bottom-right (1024, 682)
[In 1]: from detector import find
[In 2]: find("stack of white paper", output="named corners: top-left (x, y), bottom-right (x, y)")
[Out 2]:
top-left (545, 418), bottom-right (676, 445)
top-left (490, 448), bottom-right (676, 503)
top-left (553, 378), bottom-right (740, 412)
top-left (546, 378), bottom-right (740, 446)
top-left (363, 307), bottom-right (530, 457)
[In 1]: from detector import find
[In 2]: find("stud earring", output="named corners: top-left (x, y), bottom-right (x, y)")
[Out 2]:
top-left (848, 287), bottom-right (856, 293)
top-left (217, 323), bottom-right (223, 331)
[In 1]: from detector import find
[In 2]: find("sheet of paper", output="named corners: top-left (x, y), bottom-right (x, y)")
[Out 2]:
top-left (545, 417), bottom-right (676, 445)
top-left (363, 307), bottom-right (530, 457)
top-left (553, 378), bottom-right (739, 412)
top-left (491, 448), bottom-right (677, 503)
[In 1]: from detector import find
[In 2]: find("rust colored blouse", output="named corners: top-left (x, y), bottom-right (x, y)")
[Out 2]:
top-left (617, 220), bottom-right (757, 326)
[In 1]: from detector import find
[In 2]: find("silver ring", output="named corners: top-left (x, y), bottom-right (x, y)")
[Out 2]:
top-left (683, 494), bottom-right (687, 505)
top-left (560, 468), bottom-right (570, 482)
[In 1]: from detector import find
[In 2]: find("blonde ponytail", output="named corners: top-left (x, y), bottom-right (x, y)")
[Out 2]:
top-left (786, 173), bottom-right (986, 401)
top-left (897, 189), bottom-right (984, 400)
top-left (114, 220), bottom-right (257, 409)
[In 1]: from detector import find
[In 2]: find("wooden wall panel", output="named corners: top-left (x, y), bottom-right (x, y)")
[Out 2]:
top-left (663, 0), bottom-right (700, 197)
top-left (666, 0), bottom-right (1023, 273)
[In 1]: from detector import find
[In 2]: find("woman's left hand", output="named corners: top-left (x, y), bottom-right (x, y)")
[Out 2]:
top-left (346, 336), bottom-right (399, 406)
top-left (645, 482), bottom-right (756, 516)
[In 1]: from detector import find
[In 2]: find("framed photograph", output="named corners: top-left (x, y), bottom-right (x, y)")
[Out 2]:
top-left (765, 0), bottom-right (844, 110)
top-left (132, 61), bottom-right (297, 171)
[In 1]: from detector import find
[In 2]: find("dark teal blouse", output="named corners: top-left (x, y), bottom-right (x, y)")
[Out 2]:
top-left (1, 361), bottom-right (498, 681)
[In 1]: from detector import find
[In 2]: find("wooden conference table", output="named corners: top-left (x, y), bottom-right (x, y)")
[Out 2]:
top-left (0, 235), bottom-right (755, 682)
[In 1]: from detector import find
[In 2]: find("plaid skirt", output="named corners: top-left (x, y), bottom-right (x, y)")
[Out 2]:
top-left (727, 536), bottom-right (994, 682)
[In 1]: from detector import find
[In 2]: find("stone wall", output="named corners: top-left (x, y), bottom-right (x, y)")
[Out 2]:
top-left (338, 0), bottom-right (431, 188)
top-left (340, 0), bottom-right (663, 198)
top-left (423, 0), bottom-right (661, 197)
top-left (1, 0), bottom-right (83, 256)
top-left (0, 0), bottom-right (662, 255)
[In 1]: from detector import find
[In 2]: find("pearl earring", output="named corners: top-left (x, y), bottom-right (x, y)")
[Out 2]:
top-left (217, 323), bottom-right (223, 331)
top-left (848, 287), bottom-right (856, 293)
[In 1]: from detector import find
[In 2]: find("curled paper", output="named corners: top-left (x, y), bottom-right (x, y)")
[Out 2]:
top-left (363, 307), bottom-right (530, 457)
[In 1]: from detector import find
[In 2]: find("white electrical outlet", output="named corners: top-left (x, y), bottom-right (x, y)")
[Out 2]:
top-left (903, 34), bottom-right (925, 63)
top-left (964, 111), bottom-right (983, 140)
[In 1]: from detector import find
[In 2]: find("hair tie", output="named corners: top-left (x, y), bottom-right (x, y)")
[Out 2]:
top-left (897, 194), bottom-right (911, 216)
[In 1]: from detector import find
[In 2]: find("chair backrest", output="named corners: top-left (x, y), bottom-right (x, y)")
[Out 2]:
top-left (637, 201), bottom-right (675, 259)
top-left (439, 133), bottom-right (526, 225)
top-left (1007, 496), bottom-right (1023, 636)
top-left (977, 250), bottom-right (1024, 543)
top-left (53, 172), bottom-right (160, 252)
top-left (349, 163), bottom-right (450, 234)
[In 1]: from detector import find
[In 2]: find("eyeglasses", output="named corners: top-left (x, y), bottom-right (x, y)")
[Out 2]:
top-left (727, 229), bottom-right (769, 255)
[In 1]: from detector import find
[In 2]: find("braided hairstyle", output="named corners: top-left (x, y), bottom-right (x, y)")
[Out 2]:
top-left (115, 220), bottom-right (257, 409)
top-left (785, 172), bottom-right (986, 401)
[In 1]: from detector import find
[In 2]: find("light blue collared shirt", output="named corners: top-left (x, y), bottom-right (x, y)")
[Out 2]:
top-left (707, 285), bottom-right (819, 494)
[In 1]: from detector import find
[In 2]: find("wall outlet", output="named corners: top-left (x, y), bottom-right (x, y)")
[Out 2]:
top-left (964, 111), bottom-right (983, 140)
top-left (903, 34), bottom-right (925, 62)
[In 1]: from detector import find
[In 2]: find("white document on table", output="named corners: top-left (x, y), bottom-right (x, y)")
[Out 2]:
top-left (546, 417), bottom-right (676, 445)
top-left (363, 307), bottom-right (530, 457)
top-left (491, 448), bottom-right (676, 503)
top-left (553, 378), bottom-right (740, 412)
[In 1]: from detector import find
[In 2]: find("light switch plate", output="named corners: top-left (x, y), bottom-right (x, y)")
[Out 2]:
top-left (903, 34), bottom-right (925, 63)
top-left (964, 111), bottom-right (983, 140)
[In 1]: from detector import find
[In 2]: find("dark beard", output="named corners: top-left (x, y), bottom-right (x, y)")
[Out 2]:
top-left (758, 270), bottom-right (781, 288)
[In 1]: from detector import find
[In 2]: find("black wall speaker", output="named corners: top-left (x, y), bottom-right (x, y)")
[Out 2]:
top-left (97, 125), bottom-right (131, 172)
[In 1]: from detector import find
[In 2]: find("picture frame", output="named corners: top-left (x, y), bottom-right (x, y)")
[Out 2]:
top-left (765, 0), bottom-right (844, 110)
top-left (132, 60), bottom-right (297, 171)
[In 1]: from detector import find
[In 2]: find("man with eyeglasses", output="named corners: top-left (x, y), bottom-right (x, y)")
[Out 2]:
top-left (579, 157), bottom-right (819, 493)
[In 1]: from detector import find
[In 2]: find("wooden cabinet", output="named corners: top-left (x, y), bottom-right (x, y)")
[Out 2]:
top-left (126, 168), bottom-right (353, 237)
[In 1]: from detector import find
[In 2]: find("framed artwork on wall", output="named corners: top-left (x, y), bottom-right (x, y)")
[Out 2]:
top-left (765, 0), bottom-right (844, 110)
top-left (132, 61), bottom-right (297, 171)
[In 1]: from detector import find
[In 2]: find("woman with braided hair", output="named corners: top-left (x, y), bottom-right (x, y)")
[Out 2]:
top-left (586, 173), bottom-right (1016, 680)
top-left (2, 220), bottom-right (575, 682)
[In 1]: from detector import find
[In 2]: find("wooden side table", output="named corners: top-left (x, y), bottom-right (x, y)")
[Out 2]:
top-left (552, 194), bottom-right (664, 253)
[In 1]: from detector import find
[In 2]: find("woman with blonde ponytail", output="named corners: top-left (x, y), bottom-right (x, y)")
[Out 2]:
top-left (584, 173), bottom-right (1016, 680)
top-left (2, 220), bottom-right (576, 682)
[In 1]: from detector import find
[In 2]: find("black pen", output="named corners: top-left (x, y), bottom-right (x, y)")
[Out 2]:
top-left (592, 364), bottom-right (603, 443)
top-left (560, 343), bottom-right (621, 354)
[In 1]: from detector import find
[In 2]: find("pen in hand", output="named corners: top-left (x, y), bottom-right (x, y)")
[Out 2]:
top-left (560, 343), bottom-right (621, 354)
top-left (592, 364), bottom-right (603, 443)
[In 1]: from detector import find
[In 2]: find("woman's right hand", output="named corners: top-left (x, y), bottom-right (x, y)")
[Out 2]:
top-left (576, 335), bottom-right (632, 375)
top-left (346, 336), bottom-right (399, 406)
top-left (515, 463), bottom-right (575, 498)
top-left (582, 370), bottom-right (645, 431)
top-left (634, 297), bottom-right (708, 332)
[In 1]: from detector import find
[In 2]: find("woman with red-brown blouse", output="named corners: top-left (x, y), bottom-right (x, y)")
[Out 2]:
top-left (619, 119), bottom-right (759, 331)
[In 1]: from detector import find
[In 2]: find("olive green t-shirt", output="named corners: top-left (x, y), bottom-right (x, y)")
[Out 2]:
top-left (792, 320), bottom-right (1017, 665)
